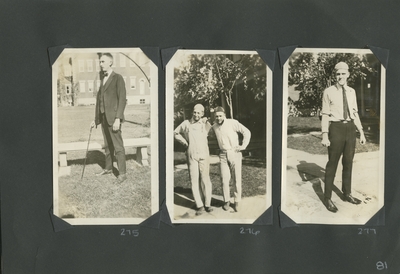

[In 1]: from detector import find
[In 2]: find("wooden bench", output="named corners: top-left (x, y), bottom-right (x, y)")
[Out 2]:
top-left (58, 137), bottom-right (151, 169)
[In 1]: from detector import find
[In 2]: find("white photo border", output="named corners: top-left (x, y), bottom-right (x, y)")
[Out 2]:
top-left (166, 49), bottom-right (272, 224)
top-left (281, 47), bottom-right (385, 225)
top-left (52, 48), bottom-right (159, 225)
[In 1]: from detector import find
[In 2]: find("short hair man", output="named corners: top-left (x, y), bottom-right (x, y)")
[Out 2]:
top-left (90, 53), bottom-right (127, 183)
top-left (321, 61), bottom-right (366, 213)
top-left (174, 104), bottom-right (213, 215)
top-left (212, 106), bottom-right (251, 212)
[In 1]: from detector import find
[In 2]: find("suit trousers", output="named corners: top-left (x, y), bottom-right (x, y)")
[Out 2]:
top-left (187, 154), bottom-right (212, 208)
top-left (324, 121), bottom-right (356, 199)
top-left (101, 113), bottom-right (126, 175)
top-left (219, 150), bottom-right (242, 203)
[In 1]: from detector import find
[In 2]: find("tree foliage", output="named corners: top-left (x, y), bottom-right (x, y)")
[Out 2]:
top-left (174, 54), bottom-right (266, 118)
top-left (288, 52), bottom-right (376, 116)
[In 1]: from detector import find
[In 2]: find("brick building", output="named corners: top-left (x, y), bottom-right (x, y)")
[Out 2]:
top-left (58, 50), bottom-right (151, 106)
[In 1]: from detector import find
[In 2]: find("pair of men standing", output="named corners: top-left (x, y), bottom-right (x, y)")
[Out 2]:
top-left (174, 104), bottom-right (251, 215)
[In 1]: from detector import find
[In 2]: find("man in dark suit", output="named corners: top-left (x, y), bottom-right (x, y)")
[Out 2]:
top-left (90, 53), bottom-right (127, 183)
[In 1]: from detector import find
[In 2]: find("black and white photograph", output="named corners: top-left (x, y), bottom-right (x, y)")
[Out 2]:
top-left (166, 49), bottom-right (272, 224)
top-left (281, 48), bottom-right (385, 225)
top-left (52, 48), bottom-right (158, 225)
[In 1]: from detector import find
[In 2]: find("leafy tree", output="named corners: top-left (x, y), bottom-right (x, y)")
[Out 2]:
top-left (174, 54), bottom-right (266, 118)
top-left (288, 52), bottom-right (376, 116)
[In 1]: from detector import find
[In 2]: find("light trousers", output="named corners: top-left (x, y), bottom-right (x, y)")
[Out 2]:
top-left (187, 155), bottom-right (212, 208)
top-left (219, 150), bottom-right (242, 203)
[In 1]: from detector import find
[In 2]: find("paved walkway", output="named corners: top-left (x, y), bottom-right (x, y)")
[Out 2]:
top-left (173, 191), bottom-right (267, 223)
top-left (283, 148), bottom-right (383, 224)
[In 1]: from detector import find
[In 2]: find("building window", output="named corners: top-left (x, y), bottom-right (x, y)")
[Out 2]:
top-left (95, 61), bottom-right (100, 72)
top-left (140, 99), bottom-right (145, 104)
top-left (120, 54), bottom-right (126, 67)
top-left (130, 76), bottom-right (136, 89)
top-left (65, 83), bottom-right (71, 94)
top-left (78, 60), bottom-right (84, 72)
top-left (139, 79), bottom-right (145, 95)
top-left (87, 60), bottom-right (93, 72)
top-left (88, 81), bottom-right (94, 93)
top-left (96, 80), bottom-right (101, 91)
top-left (79, 81), bottom-right (86, 93)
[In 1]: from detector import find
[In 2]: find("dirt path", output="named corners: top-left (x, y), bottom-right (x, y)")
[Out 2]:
top-left (283, 148), bottom-right (383, 224)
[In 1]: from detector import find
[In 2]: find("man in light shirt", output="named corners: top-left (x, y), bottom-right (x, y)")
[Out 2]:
top-left (321, 61), bottom-right (366, 213)
top-left (212, 106), bottom-right (251, 212)
top-left (174, 104), bottom-right (213, 216)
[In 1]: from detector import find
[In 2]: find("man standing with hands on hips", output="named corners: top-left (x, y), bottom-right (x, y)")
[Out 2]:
top-left (174, 104), bottom-right (213, 216)
top-left (90, 53), bottom-right (127, 183)
top-left (321, 61), bottom-right (366, 213)
top-left (212, 106), bottom-right (251, 212)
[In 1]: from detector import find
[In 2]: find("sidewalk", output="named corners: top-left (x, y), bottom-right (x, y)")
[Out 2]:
top-left (283, 148), bottom-right (383, 224)
top-left (173, 191), bottom-right (267, 223)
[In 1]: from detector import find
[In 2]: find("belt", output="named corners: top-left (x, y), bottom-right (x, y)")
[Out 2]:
top-left (331, 120), bottom-right (353, 124)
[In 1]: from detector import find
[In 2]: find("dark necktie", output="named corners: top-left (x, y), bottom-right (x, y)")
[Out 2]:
top-left (101, 71), bottom-right (108, 78)
top-left (342, 87), bottom-right (349, 120)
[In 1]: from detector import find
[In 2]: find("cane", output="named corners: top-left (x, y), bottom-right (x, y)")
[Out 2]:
top-left (81, 125), bottom-right (93, 180)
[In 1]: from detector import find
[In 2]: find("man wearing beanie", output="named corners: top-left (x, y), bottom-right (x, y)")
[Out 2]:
top-left (321, 61), bottom-right (366, 213)
top-left (212, 106), bottom-right (251, 212)
top-left (174, 104), bottom-right (213, 216)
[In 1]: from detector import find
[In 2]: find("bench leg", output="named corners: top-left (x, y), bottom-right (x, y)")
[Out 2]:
top-left (136, 147), bottom-right (149, 166)
top-left (59, 152), bottom-right (67, 167)
top-left (58, 152), bottom-right (71, 176)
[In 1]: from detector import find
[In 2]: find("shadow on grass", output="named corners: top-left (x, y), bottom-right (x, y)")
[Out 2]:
top-left (242, 157), bottom-right (266, 168)
top-left (174, 155), bottom-right (266, 168)
top-left (288, 126), bottom-right (321, 135)
top-left (67, 150), bottom-right (142, 176)
top-left (68, 151), bottom-right (141, 165)
top-left (124, 119), bottom-right (150, 127)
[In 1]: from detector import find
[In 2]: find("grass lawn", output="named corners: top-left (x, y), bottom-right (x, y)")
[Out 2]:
top-left (174, 152), bottom-right (266, 199)
top-left (287, 117), bottom-right (380, 154)
top-left (58, 104), bottom-right (150, 143)
top-left (58, 154), bottom-right (151, 219)
top-left (56, 104), bottom-right (152, 220)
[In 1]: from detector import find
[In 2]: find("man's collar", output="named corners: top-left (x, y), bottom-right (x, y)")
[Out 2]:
top-left (190, 117), bottom-right (202, 124)
top-left (103, 69), bottom-right (113, 75)
top-left (335, 83), bottom-right (348, 90)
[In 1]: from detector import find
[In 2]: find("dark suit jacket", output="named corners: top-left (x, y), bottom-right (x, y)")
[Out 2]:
top-left (95, 71), bottom-right (127, 126)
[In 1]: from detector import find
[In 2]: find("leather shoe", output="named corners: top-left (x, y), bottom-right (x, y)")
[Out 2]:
top-left (205, 206), bottom-right (213, 213)
top-left (96, 169), bottom-right (112, 176)
top-left (325, 198), bottom-right (338, 213)
top-left (195, 207), bottom-right (205, 216)
top-left (114, 174), bottom-right (127, 184)
top-left (344, 194), bottom-right (362, 205)
top-left (234, 202), bottom-right (240, 212)
top-left (222, 202), bottom-right (230, 211)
